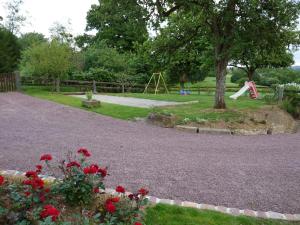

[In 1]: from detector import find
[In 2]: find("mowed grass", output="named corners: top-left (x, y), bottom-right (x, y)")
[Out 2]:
top-left (23, 86), bottom-right (151, 120)
top-left (23, 86), bottom-right (267, 122)
top-left (145, 204), bottom-right (300, 225)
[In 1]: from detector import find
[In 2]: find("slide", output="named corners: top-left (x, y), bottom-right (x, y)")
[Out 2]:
top-left (230, 82), bottom-right (250, 100)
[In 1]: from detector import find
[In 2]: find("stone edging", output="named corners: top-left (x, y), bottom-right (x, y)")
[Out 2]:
top-left (1, 170), bottom-right (299, 221)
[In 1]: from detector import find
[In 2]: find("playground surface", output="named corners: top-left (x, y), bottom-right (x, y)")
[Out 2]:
top-left (0, 92), bottom-right (300, 214)
top-left (72, 94), bottom-right (195, 108)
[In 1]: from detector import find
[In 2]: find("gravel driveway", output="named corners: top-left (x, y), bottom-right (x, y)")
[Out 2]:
top-left (0, 92), bottom-right (299, 214)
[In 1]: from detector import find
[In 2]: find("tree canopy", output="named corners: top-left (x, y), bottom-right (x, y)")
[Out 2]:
top-left (85, 0), bottom-right (148, 52)
top-left (0, 27), bottom-right (20, 73)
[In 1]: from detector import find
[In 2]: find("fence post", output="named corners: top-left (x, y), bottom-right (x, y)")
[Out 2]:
top-left (15, 72), bottom-right (21, 91)
top-left (278, 85), bottom-right (284, 103)
top-left (93, 80), bottom-right (97, 94)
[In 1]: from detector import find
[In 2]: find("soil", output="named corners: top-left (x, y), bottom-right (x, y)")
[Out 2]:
top-left (186, 106), bottom-right (297, 135)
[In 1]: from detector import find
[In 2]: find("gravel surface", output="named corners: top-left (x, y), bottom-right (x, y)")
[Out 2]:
top-left (72, 94), bottom-right (187, 108)
top-left (0, 92), bottom-right (299, 213)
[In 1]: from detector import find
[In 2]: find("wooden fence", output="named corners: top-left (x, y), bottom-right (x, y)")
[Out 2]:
top-left (0, 73), bottom-right (18, 92)
top-left (21, 77), bottom-right (272, 94)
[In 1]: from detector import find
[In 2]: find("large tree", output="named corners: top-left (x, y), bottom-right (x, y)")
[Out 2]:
top-left (230, 1), bottom-right (299, 81)
top-left (85, 0), bottom-right (148, 52)
top-left (0, 27), bottom-right (20, 73)
top-left (141, 0), bottom-right (300, 108)
top-left (20, 40), bottom-right (73, 92)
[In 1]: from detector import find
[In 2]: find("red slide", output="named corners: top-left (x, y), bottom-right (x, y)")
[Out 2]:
top-left (248, 81), bottom-right (258, 99)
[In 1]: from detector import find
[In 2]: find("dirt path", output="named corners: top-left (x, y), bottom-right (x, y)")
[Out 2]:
top-left (0, 93), bottom-right (299, 213)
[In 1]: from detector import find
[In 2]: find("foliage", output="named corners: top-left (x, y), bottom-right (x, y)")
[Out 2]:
top-left (86, 91), bottom-right (93, 101)
top-left (81, 40), bottom-right (144, 84)
top-left (85, 0), bottom-right (148, 52)
top-left (148, 11), bottom-right (214, 87)
top-left (0, 148), bottom-right (148, 224)
top-left (231, 68), bottom-right (300, 87)
top-left (3, 0), bottom-right (26, 34)
top-left (18, 32), bottom-right (47, 50)
top-left (230, 0), bottom-right (298, 80)
top-left (19, 40), bottom-right (73, 91)
top-left (0, 27), bottom-right (21, 73)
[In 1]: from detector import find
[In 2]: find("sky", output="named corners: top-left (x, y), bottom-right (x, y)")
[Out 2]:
top-left (0, 0), bottom-right (300, 65)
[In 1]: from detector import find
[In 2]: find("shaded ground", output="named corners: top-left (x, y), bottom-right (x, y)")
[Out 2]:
top-left (72, 94), bottom-right (194, 108)
top-left (0, 93), bottom-right (299, 214)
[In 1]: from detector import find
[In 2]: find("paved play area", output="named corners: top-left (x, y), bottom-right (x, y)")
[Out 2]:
top-left (72, 94), bottom-right (194, 108)
top-left (0, 93), bottom-right (300, 214)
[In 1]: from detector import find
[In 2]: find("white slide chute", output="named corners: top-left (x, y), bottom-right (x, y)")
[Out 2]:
top-left (230, 81), bottom-right (259, 100)
top-left (230, 82), bottom-right (250, 100)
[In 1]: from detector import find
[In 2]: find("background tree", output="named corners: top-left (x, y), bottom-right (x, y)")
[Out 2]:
top-left (230, 0), bottom-right (299, 81)
top-left (141, 0), bottom-right (300, 109)
top-left (85, 0), bottom-right (148, 52)
top-left (20, 40), bottom-right (73, 92)
top-left (0, 27), bottom-right (21, 73)
top-left (4, 0), bottom-right (26, 35)
top-left (18, 32), bottom-right (47, 50)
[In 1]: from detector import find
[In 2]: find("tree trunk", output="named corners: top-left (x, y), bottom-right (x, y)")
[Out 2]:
top-left (214, 58), bottom-right (228, 109)
top-left (55, 77), bottom-right (60, 92)
top-left (247, 68), bottom-right (255, 81)
top-left (180, 81), bottom-right (185, 90)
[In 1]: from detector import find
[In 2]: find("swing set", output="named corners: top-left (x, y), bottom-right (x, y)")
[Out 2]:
top-left (143, 72), bottom-right (169, 95)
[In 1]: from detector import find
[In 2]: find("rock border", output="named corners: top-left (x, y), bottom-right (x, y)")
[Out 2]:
top-left (1, 170), bottom-right (299, 221)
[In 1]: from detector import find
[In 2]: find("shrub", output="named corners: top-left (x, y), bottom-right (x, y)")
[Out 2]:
top-left (0, 148), bottom-right (148, 225)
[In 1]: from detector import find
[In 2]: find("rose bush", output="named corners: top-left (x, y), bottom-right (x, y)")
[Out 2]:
top-left (0, 148), bottom-right (148, 225)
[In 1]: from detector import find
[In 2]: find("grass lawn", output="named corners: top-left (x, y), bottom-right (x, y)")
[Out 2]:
top-left (145, 204), bottom-right (300, 225)
top-left (23, 86), bottom-right (151, 120)
top-left (23, 86), bottom-right (267, 122)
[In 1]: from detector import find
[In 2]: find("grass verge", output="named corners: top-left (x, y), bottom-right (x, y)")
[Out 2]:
top-left (145, 204), bottom-right (300, 225)
top-left (23, 86), bottom-right (151, 120)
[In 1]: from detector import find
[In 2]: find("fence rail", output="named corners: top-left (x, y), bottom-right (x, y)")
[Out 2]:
top-left (0, 73), bottom-right (17, 92)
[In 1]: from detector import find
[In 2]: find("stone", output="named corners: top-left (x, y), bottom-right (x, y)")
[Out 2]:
top-left (147, 113), bottom-right (176, 128)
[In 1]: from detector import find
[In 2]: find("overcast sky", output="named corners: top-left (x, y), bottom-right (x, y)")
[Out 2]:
top-left (0, 0), bottom-right (299, 65)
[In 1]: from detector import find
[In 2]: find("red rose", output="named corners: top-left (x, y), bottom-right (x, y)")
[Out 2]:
top-left (77, 148), bottom-right (91, 157)
top-left (138, 188), bottom-right (149, 196)
top-left (98, 168), bottom-right (107, 177)
top-left (25, 171), bottom-right (38, 178)
top-left (134, 222), bottom-right (143, 225)
top-left (93, 187), bottom-right (100, 193)
top-left (128, 194), bottom-right (134, 200)
top-left (106, 197), bottom-right (120, 204)
top-left (45, 188), bottom-right (51, 193)
top-left (83, 165), bottom-right (98, 174)
top-left (66, 161), bottom-right (81, 168)
top-left (30, 178), bottom-right (44, 189)
top-left (0, 176), bottom-right (4, 185)
top-left (23, 179), bottom-right (32, 185)
top-left (116, 185), bottom-right (125, 193)
top-left (24, 191), bottom-right (31, 197)
top-left (105, 202), bottom-right (116, 213)
top-left (111, 197), bottom-right (120, 203)
top-left (36, 165), bottom-right (42, 173)
top-left (89, 164), bottom-right (99, 173)
top-left (40, 154), bottom-right (52, 161)
top-left (40, 205), bottom-right (60, 221)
